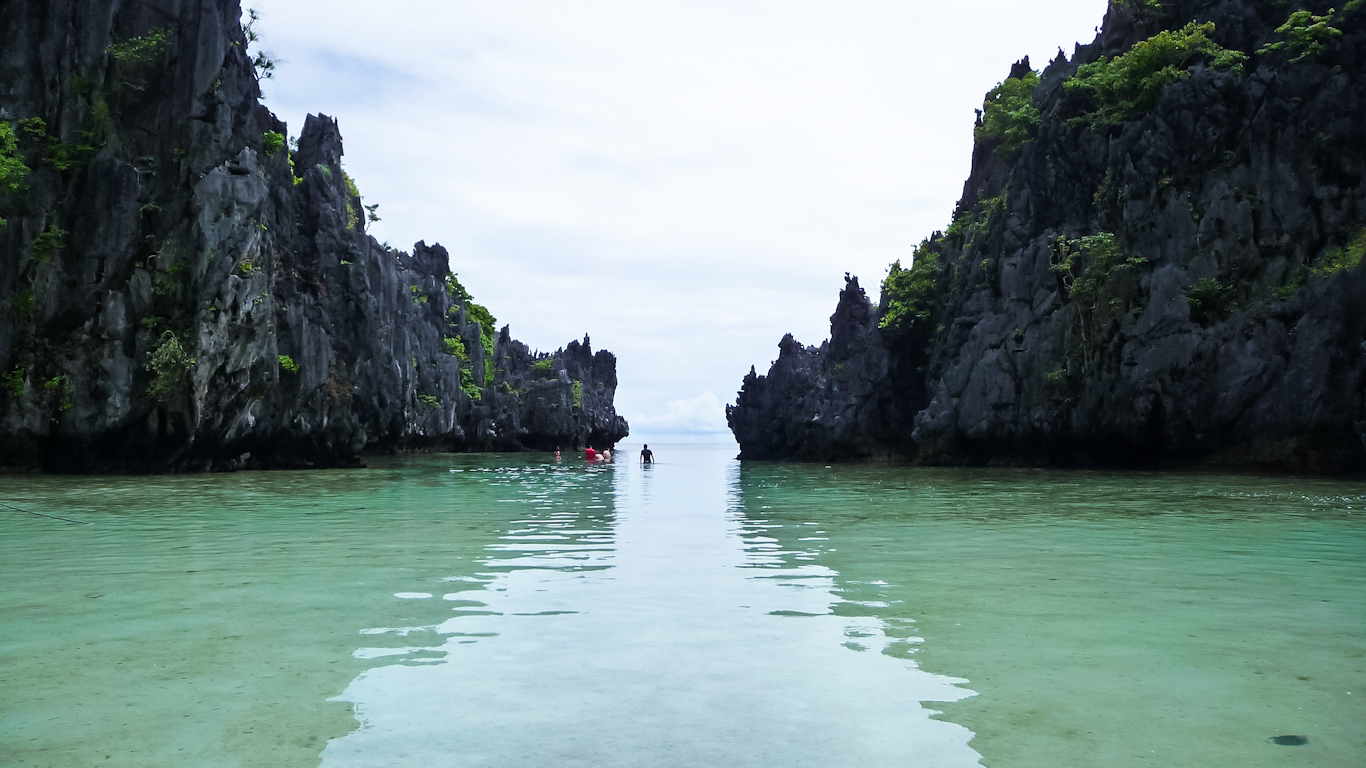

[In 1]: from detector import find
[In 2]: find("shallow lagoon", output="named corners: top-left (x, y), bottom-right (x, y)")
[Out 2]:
top-left (1, 445), bottom-right (1362, 766)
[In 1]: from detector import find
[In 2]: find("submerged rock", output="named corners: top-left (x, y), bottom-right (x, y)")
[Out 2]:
top-left (0, 0), bottom-right (627, 471)
top-left (1268, 735), bottom-right (1308, 746)
top-left (731, 0), bottom-right (1365, 473)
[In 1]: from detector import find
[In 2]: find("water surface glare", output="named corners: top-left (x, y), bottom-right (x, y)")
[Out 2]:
top-left (1, 445), bottom-right (1362, 767)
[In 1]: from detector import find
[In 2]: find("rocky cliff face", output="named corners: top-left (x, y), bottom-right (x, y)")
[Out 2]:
top-left (0, 0), bottom-right (627, 471)
top-left (731, 0), bottom-right (1365, 472)
top-left (727, 275), bottom-right (900, 461)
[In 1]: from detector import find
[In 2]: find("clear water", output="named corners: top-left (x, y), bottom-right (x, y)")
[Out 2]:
top-left (1, 445), bottom-right (1362, 767)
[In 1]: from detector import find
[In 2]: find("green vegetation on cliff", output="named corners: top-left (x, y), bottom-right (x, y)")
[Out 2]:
top-left (1, 366), bottom-right (23, 398)
top-left (107, 28), bottom-right (169, 66)
top-left (1050, 232), bottom-right (1148, 365)
top-left (444, 272), bottom-right (498, 333)
top-left (107, 28), bottom-right (171, 96)
top-left (1316, 228), bottom-right (1366, 276)
top-left (1183, 277), bottom-right (1236, 326)
top-left (0, 122), bottom-right (28, 226)
top-left (262, 130), bottom-right (285, 157)
top-left (343, 170), bottom-right (362, 229)
top-left (240, 9), bottom-right (277, 81)
top-left (943, 192), bottom-right (1006, 246)
top-left (1066, 22), bottom-right (1247, 126)
top-left (466, 303), bottom-right (498, 386)
top-left (18, 117), bottom-right (95, 173)
top-left (976, 72), bottom-right (1040, 155)
top-left (146, 331), bottom-right (195, 401)
top-left (442, 271), bottom-right (498, 385)
top-left (29, 220), bottom-right (68, 263)
top-left (878, 244), bottom-right (941, 334)
top-left (444, 272), bottom-right (471, 303)
top-left (1263, 9), bottom-right (1343, 61)
top-left (43, 375), bottom-right (73, 412)
top-left (460, 368), bottom-right (480, 401)
top-left (1114, 0), bottom-right (1164, 15)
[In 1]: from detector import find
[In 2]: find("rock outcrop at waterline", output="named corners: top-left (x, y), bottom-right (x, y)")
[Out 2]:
top-left (0, 0), bottom-right (627, 471)
top-left (730, 0), bottom-right (1365, 473)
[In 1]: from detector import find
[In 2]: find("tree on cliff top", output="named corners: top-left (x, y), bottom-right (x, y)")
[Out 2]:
top-left (976, 72), bottom-right (1040, 155)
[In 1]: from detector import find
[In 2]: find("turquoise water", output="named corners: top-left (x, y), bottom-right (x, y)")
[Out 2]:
top-left (1, 445), bottom-right (1362, 767)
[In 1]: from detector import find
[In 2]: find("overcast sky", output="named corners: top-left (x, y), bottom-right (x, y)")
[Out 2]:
top-left (250, 0), bottom-right (1110, 443)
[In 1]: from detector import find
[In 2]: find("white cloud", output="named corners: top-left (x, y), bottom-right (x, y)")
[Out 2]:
top-left (630, 392), bottom-right (729, 437)
top-left (251, 0), bottom-right (1111, 433)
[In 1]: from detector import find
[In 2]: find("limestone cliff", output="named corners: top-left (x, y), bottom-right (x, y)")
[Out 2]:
top-left (730, 0), bottom-right (1365, 472)
top-left (0, 0), bottom-right (628, 471)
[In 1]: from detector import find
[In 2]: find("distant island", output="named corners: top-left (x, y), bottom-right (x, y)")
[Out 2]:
top-left (729, 0), bottom-right (1366, 473)
top-left (0, 0), bottom-right (628, 471)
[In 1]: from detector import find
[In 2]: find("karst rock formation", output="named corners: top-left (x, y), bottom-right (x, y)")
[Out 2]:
top-left (0, 0), bottom-right (628, 470)
top-left (730, 0), bottom-right (1365, 472)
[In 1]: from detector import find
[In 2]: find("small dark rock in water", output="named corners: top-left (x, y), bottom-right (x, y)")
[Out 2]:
top-left (1269, 735), bottom-right (1308, 746)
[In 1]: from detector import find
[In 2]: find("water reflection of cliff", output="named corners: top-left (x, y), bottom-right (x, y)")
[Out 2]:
top-left (728, 461), bottom-right (961, 669)
top-left (324, 446), bottom-right (982, 768)
top-left (344, 458), bottom-right (621, 669)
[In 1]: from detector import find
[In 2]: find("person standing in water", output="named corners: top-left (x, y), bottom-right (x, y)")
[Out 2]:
top-left (601, 448), bottom-right (611, 461)
top-left (585, 446), bottom-right (596, 461)
top-left (640, 444), bottom-right (654, 464)
top-left (553, 446), bottom-right (561, 461)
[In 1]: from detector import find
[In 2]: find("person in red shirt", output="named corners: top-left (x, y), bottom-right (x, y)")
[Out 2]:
top-left (585, 446), bottom-right (596, 461)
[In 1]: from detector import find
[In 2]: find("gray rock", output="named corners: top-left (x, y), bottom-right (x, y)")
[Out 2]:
top-left (731, 0), bottom-right (1364, 473)
top-left (0, 0), bottom-right (627, 470)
